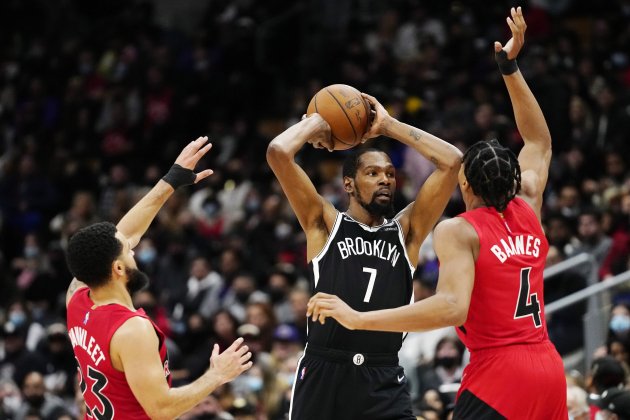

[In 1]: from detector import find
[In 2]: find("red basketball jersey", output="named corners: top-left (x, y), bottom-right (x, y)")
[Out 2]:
top-left (67, 288), bottom-right (171, 419)
top-left (456, 197), bottom-right (550, 351)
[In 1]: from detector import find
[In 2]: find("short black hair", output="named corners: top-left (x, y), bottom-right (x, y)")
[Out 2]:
top-left (462, 139), bottom-right (521, 212)
top-left (342, 148), bottom-right (387, 179)
top-left (66, 222), bottom-right (122, 288)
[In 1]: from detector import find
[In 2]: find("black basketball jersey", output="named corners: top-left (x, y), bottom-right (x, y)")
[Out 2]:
top-left (307, 211), bottom-right (415, 354)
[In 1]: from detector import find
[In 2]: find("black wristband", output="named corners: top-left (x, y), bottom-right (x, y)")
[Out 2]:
top-left (495, 50), bottom-right (519, 75)
top-left (162, 164), bottom-right (196, 189)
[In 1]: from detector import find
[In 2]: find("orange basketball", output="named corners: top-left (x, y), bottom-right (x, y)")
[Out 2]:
top-left (306, 84), bottom-right (371, 150)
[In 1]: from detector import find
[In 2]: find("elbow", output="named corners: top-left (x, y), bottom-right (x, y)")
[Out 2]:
top-left (145, 401), bottom-right (173, 420)
top-left (442, 293), bottom-right (469, 326)
top-left (449, 148), bottom-right (464, 170)
top-left (148, 408), bottom-right (174, 420)
top-left (441, 147), bottom-right (463, 172)
top-left (266, 141), bottom-right (289, 166)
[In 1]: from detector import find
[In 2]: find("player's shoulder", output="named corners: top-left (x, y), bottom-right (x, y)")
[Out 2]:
top-left (113, 315), bottom-right (154, 341)
top-left (434, 217), bottom-right (477, 240)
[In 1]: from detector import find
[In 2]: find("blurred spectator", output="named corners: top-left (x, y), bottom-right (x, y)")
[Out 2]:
top-left (245, 302), bottom-right (277, 353)
top-left (566, 384), bottom-right (589, 420)
top-left (586, 356), bottom-right (626, 418)
top-left (0, 322), bottom-right (46, 387)
top-left (414, 336), bottom-right (465, 408)
top-left (222, 274), bottom-right (265, 323)
top-left (0, 378), bottom-right (22, 418)
top-left (570, 208), bottom-right (613, 277)
top-left (36, 323), bottom-right (75, 399)
top-left (270, 324), bottom-right (303, 364)
top-left (13, 371), bottom-right (70, 420)
top-left (210, 310), bottom-right (240, 352)
top-left (0, 0), bottom-right (629, 416)
top-left (596, 387), bottom-right (630, 419)
top-left (181, 257), bottom-right (224, 321)
top-left (266, 269), bottom-right (296, 324)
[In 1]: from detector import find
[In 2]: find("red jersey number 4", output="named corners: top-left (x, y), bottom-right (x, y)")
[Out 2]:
top-left (514, 267), bottom-right (542, 328)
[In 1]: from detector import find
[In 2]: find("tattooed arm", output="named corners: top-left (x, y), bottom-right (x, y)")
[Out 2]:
top-left (361, 93), bottom-right (462, 266)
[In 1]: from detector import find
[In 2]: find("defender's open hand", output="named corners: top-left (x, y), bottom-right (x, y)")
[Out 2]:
top-left (173, 136), bottom-right (214, 184)
top-left (495, 6), bottom-right (527, 60)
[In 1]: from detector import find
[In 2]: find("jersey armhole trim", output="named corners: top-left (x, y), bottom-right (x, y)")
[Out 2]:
top-left (512, 197), bottom-right (545, 235)
top-left (457, 214), bottom-right (483, 248)
top-left (394, 219), bottom-right (416, 273)
top-left (68, 285), bottom-right (90, 307)
top-left (311, 211), bottom-right (342, 264)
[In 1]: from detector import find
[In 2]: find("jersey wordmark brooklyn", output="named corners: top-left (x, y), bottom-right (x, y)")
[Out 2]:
top-left (307, 212), bottom-right (415, 353)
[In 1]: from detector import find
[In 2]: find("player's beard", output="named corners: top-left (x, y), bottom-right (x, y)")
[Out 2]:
top-left (125, 267), bottom-right (150, 294)
top-left (354, 185), bottom-right (394, 218)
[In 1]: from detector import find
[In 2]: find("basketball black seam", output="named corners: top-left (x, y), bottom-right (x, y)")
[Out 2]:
top-left (325, 88), bottom-right (356, 144)
top-left (360, 95), bottom-right (370, 131)
top-left (314, 93), bottom-right (319, 114)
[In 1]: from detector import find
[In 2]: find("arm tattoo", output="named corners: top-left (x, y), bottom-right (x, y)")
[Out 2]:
top-left (409, 129), bottom-right (423, 142)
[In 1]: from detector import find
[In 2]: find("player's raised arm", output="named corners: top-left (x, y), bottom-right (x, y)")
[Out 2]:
top-left (117, 136), bottom-right (214, 248)
top-left (266, 115), bottom-right (338, 260)
top-left (495, 7), bottom-right (551, 220)
top-left (65, 137), bottom-right (214, 306)
top-left (361, 93), bottom-right (462, 265)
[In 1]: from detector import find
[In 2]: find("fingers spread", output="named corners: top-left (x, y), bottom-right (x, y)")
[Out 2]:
top-left (194, 169), bottom-right (214, 183)
top-left (194, 142), bottom-right (213, 159)
top-left (240, 351), bottom-right (252, 364)
top-left (229, 337), bottom-right (245, 351)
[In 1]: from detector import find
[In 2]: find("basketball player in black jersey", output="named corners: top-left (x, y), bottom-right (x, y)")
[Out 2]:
top-left (267, 93), bottom-right (462, 420)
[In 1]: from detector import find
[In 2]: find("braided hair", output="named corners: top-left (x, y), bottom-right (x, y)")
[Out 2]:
top-left (462, 139), bottom-right (521, 212)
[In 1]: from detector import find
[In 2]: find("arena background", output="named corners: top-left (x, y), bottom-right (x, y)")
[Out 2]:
top-left (0, 0), bottom-right (629, 418)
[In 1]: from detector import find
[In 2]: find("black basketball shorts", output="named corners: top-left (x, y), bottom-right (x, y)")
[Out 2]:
top-left (289, 345), bottom-right (414, 420)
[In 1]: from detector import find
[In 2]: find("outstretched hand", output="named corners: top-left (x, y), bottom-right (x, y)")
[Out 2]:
top-left (210, 337), bottom-right (253, 384)
top-left (173, 136), bottom-right (214, 184)
top-left (495, 6), bottom-right (527, 60)
top-left (307, 293), bottom-right (361, 330)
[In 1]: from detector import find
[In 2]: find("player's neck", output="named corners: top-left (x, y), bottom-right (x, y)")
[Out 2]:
top-left (465, 195), bottom-right (487, 211)
top-left (345, 203), bottom-right (385, 226)
top-left (89, 281), bottom-right (135, 310)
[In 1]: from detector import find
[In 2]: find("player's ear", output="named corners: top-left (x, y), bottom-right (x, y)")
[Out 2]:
top-left (112, 260), bottom-right (125, 277)
top-left (343, 176), bottom-right (354, 193)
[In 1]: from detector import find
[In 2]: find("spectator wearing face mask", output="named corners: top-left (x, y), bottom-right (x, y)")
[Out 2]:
top-left (607, 304), bottom-right (630, 354)
top-left (414, 336), bottom-right (466, 408)
top-left (13, 371), bottom-right (70, 420)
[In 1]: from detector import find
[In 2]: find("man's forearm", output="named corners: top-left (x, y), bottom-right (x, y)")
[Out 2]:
top-left (116, 180), bottom-right (174, 248)
top-left (356, 292), bottom-right (466, 333)
top-left (381, 118), bottom-right (462, 170)
top-left (267, 118), bottom-right (320, 159)
top-left (155, 371), bottom-right (224, 420)
top-left (502, 70), bottom-right (551, 148)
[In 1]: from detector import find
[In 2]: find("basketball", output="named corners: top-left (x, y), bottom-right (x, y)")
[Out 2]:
top-left (306, 84), bottom-right (371, 150)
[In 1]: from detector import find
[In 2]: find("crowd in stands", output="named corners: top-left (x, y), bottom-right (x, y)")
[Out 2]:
top-left (1, 0), bottom-right (630, 418)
